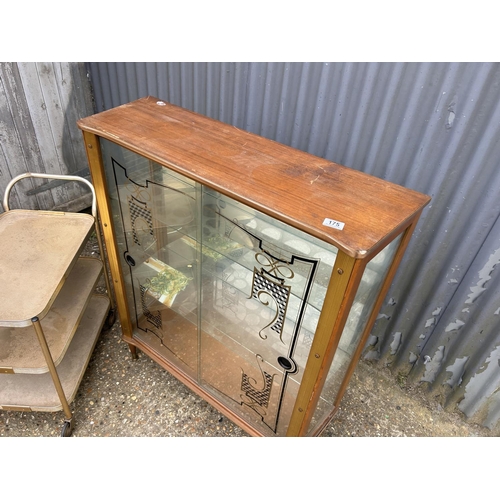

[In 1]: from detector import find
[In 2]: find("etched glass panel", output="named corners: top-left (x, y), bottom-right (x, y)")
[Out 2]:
top-left (198, 188), bottom-right (337, 436)
top-left (99, 139), bottom-right (341, 436)
top-left (100, 139), bottom-right (200, 377)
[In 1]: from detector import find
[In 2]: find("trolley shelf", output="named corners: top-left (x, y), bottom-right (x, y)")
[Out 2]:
top-left (0, 209), bottom-right (94, 327)
top-left (0, 258), bottom-right (104, 374)
top-left (0, 172), bottom-right (117, 435)
top-left (0, 294), bottom-right (110, 412)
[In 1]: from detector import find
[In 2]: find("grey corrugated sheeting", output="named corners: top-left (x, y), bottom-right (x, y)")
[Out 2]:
top-left (0, 62), bottom-right (95, 213)
top-left (86, 62), bottom-right (500, 432)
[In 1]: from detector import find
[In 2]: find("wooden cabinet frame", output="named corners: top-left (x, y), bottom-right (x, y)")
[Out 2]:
top-left (78, 97), bottom-right (430, 437)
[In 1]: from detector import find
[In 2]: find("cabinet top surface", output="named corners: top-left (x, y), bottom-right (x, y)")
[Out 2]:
top-left (78, 96), bottom-right (430, 258)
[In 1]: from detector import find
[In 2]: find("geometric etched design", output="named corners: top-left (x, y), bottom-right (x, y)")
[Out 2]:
top-left (251, 269), bottom-right (290, 336)
top-left (139, 284), bottom-right (162, 329)
top-left (241, 371), bottom-right (274, 408)
top-left (128, 197), bottom-right (153, 246)
top-left (302, 330), bottom-right (314, 347)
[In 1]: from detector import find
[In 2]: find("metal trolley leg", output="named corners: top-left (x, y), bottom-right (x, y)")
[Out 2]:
top-left (31, 317), bottom-right (74, 437)
top-left (93, 219), bottom-right (117, 328)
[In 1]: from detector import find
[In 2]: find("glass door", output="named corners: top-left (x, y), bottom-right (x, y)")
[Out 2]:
top-left (99, 139), bottom-right (340, 435)
top-left (198, 188), bottom-right (338, 436)
top-left (100, 139), bottom-right (200, 378)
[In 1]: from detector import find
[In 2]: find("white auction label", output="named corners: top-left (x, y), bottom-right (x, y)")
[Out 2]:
top-left (322, 218), bottom-right (345, 230)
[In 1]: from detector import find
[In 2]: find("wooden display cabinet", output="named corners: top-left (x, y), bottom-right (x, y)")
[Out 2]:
top-left (78, 96), bottom-right (430, 437)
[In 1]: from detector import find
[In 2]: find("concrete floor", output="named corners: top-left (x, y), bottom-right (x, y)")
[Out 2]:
top-left (1, 229), bottom-right (496, 438)
top-left (0, 316), bottom-right (495, 438)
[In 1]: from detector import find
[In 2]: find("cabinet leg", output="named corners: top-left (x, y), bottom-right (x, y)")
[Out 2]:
top-left (129, 344), bottom-right (138, 360)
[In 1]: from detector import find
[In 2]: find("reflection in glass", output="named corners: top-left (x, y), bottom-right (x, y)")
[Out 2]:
top-left (306, 234), bottom-right (402, 435)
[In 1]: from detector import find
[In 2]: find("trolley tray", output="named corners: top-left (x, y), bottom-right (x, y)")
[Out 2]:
top-left (0, 258), bottom-right (103, 374)
top-left (0, 209), bottom-right (94, 327)
top-left (0, 294), bottom-right (110, 412)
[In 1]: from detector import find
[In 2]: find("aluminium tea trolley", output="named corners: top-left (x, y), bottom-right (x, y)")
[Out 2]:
top-left (0, 173), bottom-right (115, 436)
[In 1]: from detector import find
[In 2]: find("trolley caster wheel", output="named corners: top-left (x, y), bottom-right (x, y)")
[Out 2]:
top-left (61, 420), bottom-right (73, 437)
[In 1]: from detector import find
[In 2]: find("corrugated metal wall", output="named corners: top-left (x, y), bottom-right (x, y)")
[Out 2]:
top-left (86, 62), bottom-right (500, 432)
top-left (0, 62), bottom-right (95, 213)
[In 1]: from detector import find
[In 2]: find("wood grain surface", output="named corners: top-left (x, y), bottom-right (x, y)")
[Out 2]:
top-left (78, 96), bottom-right (430, 258)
